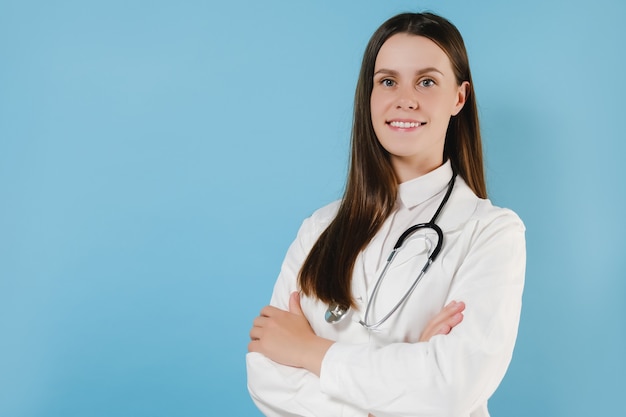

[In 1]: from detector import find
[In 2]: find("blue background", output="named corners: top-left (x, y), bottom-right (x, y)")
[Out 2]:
top-left (1, 0), bottom-right (625, 415)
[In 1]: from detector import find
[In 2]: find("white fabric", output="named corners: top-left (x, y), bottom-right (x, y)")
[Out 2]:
top-left (247, 161), bottom-right (526, 417)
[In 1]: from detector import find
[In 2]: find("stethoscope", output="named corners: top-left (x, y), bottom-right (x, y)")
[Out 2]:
top-left (324, 172), bottom-right (456, 330)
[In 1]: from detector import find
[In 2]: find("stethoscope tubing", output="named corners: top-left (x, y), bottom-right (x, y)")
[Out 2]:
top-left (359, 222), bottom-right (442, 330)
top-left (324, 171), bottom-right (457, 329)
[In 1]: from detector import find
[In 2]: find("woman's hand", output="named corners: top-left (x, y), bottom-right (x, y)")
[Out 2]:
top-left (249, 294), bottom-right (463, 378)
top-left (419, 300), bottom-right (465, 342)
top-left (248, 292), bottom-right (333, 376)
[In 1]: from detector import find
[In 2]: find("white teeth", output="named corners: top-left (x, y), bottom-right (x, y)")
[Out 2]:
top-left (389, 121), bottom-right (422, 128)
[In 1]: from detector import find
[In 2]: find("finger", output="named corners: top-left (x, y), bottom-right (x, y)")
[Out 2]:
top-left (430, 301), bottom-right (463, 329)
top-left (289, 291), bottom-right (304, 316)
top-left (419, 301), bottom-right (466, 342)
top-left (248, 339), bottom-right (259, 353)
top-left (442, 300), bottom-right (464, 314)
top-left (252, 315), bottom-right (269, 328)
top-left (452, 301), bottom-right (465, 313)
top-left (260, 305), bottom-right (280, 317)
top-left (434, 312), bottom-right (464, 335)
top-left (434, 324), bottom-right (452, 335)
top-left (249, 326), bottom-right (261, 341)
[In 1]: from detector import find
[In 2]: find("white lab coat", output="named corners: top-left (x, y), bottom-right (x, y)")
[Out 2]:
top-left (247, 161), bottom-right (526, 417)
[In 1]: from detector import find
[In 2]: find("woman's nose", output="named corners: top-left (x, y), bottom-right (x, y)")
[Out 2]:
top-left (395, 89), bottom-right (418, 110)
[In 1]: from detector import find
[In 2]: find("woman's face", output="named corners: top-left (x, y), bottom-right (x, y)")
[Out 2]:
top-left (370, 34), bottom-right (468, 182)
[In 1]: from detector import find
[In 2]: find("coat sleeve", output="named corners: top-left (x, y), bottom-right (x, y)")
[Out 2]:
top-left (318, 210), bottom-right (526, 417)
top-left (246, 211), bottom-right (369, 417)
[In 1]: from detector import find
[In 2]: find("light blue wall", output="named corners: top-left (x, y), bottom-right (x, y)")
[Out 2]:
top-left (1, 0), bottom-right (624, 415)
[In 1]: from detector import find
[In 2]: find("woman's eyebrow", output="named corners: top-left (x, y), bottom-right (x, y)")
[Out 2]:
top-left (373, 67), bottom-right (444, 76)
top-left (373, 68), bottom-right (399, 77)
top-left (417, 67), bottom-right (444, 76)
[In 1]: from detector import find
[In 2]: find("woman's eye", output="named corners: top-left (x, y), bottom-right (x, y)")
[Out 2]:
top-left (381, 79), bottom-right (395, 87)
top-left (419, 79), bottom-right (435, 87)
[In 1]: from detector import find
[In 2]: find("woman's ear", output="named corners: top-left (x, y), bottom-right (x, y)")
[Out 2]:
top-left (452, 81), bottom-right (470, 116)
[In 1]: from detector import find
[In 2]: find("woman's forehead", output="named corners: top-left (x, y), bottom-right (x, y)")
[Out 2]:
top-left (374, 34), bottom-right (452, 74)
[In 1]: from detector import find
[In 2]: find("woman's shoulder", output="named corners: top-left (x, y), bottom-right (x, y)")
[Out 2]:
top-left (448, 177), bottom-right (525, 234)
top-left (292, 200), bottom-right (341, 246)
top-left (304, 200), bottom-right (342, 230)
top-left (472, 196), bottom-right (525, 233)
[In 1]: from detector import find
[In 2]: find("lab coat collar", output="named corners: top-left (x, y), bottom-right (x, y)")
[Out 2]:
top-left (397, 160), bottom-right (454, 209)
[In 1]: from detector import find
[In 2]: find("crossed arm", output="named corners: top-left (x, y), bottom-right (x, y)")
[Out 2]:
top-left (248, 292), bottom-right (465, 376)
top-left (248, 294), bottom-right (465, 417)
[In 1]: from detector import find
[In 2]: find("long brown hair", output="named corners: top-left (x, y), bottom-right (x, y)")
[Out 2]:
top-left (298, 12), bottom-right (486, 309)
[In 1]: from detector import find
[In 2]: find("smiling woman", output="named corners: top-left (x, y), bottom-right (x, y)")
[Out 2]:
top-left (247, 12), bottom-right (525, 417)
top-left (370, 34), bottom-right (470, 182)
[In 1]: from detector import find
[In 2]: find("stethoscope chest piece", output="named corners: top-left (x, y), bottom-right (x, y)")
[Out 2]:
top-left (325, 303), bottom-right (349, 323)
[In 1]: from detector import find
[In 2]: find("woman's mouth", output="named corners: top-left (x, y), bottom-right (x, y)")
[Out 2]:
top-left (387, 120), bottom-right (426, 128)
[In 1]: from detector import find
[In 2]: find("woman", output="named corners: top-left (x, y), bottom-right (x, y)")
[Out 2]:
top-left (247, 12), bottom-right (525, 417)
